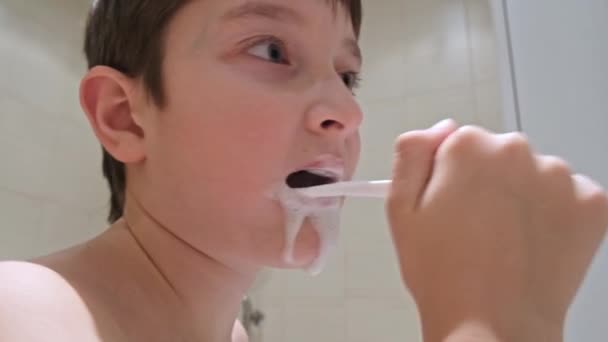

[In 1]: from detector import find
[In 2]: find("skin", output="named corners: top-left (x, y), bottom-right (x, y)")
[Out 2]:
top-left (1, 0), bottom-right (607, 342)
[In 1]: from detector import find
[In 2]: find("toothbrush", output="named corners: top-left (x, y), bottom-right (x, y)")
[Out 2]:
top-left (297, 180), bottom-right (392, 199)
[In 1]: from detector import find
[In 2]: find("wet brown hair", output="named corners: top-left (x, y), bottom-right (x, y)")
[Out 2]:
top-left (84, 0), bottom-right (363, 223)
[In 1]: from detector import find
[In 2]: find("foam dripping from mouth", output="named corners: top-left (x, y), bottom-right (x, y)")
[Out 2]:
top-left (275, 184), bottom-right (341, 276)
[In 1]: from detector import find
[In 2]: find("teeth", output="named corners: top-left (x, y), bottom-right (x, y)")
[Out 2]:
top-left (306, 169), bottom-right (340, 181)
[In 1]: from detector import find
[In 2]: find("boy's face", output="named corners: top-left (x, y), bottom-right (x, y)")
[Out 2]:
top-left (136, 0), bottom-right (362, 270)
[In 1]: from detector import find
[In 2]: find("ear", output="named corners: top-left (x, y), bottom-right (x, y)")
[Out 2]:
top-left (80, 66), bottom-right (146, 164)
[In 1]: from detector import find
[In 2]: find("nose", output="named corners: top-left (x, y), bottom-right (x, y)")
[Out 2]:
top-left (305, 78), bottom-right (363, 138)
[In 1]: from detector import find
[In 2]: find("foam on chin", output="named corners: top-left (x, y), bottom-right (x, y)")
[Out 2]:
top-left (272, 184), bottom-right (342, 276)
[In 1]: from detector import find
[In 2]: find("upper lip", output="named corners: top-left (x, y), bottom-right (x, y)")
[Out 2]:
top-left (293, 154), bottom-right (346, 182)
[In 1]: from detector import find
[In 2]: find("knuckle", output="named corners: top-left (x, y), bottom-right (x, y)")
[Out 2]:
top-left (575, 174), bottom-right (608, 212)
top-left (540, 155), bottom-right (572, 178)
top-left (441, 125), bottom-right (485, 154)
top-left (591, 187), bottom-right (608, 214)
top-left (394, 130), bottom-right (426, 153)
top-left (499, 132), bottom-right (531, 156)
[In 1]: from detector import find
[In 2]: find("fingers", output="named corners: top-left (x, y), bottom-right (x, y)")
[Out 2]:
top-left (573, 174), bottom-right (608, 228)
top-left (388, 119), bottom-right (458, 213)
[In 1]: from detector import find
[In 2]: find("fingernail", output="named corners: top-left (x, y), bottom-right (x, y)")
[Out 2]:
top-left (430, 118), bottom-right (454, 131)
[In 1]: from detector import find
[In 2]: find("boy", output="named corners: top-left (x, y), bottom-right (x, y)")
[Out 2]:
top-left (1, 1), bottom-right (607, 341)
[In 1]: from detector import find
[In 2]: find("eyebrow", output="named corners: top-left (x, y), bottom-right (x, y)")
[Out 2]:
top-left (344, 38), bottom-right (362, 66)
top-left (221, 2), bottom-right (304, 25)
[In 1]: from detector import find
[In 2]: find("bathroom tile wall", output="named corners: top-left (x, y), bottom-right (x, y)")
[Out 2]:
top-left (0, 0), bottom-right (108, 260)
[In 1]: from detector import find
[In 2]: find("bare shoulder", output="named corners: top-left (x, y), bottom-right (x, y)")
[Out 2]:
top-left (0, 261), bottom-right (101, 341)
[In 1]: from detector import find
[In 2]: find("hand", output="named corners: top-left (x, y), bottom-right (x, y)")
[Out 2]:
top-left (386, 122), bottom-right (608, 342)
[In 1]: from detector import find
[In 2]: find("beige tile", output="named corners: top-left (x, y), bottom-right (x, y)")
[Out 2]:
top-left (358, 97), bottom-right (409, 179)
top-left (36, 202), bottom-right (106, 256)
top-left (258, 306), bottom-right (285, 342)
top-left (342, 200), bottom-right (390, 247)
top-left (465, 0), bottom-right (500, 82)
top-left (404, 86), bottom-right (477, 128)
top-left (358, 0), bottom-right (408, 101)
top-left (346, 298), bottom-right (421, 342)
top-left (43, 119), bottom-right (109, 211)
top-left (474, 79), bottom-right (506, 132)
top-left (345, 236), bottom-right (406, 299)
top-left (284, 301), bottom-right (346, 342)
top-left (400, 0), bottom-right (473, 95)
top-left (0, 106), bottom-right (57, 197)
top-left (0, 190), bottom-right (44, 260)
top-left (254, 269), bottom-right (286, 306)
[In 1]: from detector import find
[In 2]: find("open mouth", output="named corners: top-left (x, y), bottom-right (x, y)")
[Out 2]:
top-left (286, 170), bottom-right (339, 189)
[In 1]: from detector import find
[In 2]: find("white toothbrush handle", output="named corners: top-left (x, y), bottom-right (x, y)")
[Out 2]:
top-left (297, 180), bottom-right (392, 199)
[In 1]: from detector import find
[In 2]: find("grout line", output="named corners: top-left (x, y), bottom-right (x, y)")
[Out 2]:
top-left (501, 0), bottom-right (524, 132)
top-left (463, 0), bottom-right (482, 124)
top-left (0, 185), bottom-right (107, 214)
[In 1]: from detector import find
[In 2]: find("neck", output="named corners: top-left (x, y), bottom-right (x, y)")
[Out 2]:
top-left (114, 195), bottom-right (257, 341)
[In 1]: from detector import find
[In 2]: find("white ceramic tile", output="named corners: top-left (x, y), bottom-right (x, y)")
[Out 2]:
top-left (0, 2), bottom-right (86, 126)
top-left (345, 235), bottom-right (406, 299)
top-left (342, 200), bottom-right (390, 247)
top-left (358, 0), bottom-right (408, 101)
top-left (44, 119), bottom-right (109, 211)
top-left (346, 298), bottom-right (421, 342)
top-left (400, 0), bottom-right (473, 95)
top-left (0, 190), bottom-right (44, 260)
top-left (284, 301), bottom-right (346, 342)
top-left (36, 201), bottom-right (106, 256)
top-left (358, 98), bottom-right (409, 180)
top-left (0, 104), bottom-right (57, 197)
top-left (404, 86), bottom-right (477, 128)
top-left (253, 268), bottom-right (286, 306)
top-left (474, 79), bottom-right (505, 132)
top-left (465, 0), bottom-right (500, 82)
top-left (258, 306), bottom-right (285, 342)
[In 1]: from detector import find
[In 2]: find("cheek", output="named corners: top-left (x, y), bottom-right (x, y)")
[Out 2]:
top-left (348, 132), bottom-right (362, 176)
top-left (142, 71), bottom-right (303, 236)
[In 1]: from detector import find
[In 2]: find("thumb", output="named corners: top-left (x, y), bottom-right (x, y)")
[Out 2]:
top-left (388, 119), bottom-right (458, 213)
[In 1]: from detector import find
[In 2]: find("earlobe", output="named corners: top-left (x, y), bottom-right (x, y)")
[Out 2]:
top-left (80, 66), bottom-right (146, 164)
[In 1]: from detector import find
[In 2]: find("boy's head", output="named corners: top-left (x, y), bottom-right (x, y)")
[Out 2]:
top-left (81, 0), bottom-right (363, 270)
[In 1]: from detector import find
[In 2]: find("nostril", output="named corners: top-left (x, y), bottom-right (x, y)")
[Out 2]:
top-left (321, 120), bottom-right (341, 129)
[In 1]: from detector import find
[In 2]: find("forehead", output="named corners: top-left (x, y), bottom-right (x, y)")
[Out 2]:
top-left (170, 0), bottom-right (358, 39)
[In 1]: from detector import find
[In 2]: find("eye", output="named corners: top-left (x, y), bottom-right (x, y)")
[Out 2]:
top-left (247, 37), bottom-right (290, 65)
top-left (340, 72), bottom-right (362, 91)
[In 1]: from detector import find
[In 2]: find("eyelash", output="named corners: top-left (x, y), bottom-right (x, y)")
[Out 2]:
top-left (246, 35), bottom-right (362, 92)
